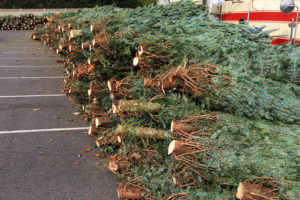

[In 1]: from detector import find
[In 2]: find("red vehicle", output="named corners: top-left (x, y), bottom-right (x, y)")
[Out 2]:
top-left (170, 0), bottom-right (300, 44)
top-left (218, 0), bottom-right (299, 44)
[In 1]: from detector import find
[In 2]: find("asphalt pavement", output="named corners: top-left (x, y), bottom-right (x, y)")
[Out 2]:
top-left (0, 31), bottom-right (118, 200)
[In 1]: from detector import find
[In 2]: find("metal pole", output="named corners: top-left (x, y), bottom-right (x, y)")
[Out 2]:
top-left (293, 5), bottom-right (299, 43)
top-left (247, 0), bottom-right (251, 24)
top-left (290, 18), bottom-right (294, 41)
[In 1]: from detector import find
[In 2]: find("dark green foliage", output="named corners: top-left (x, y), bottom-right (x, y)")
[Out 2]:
top-left (32, 1), bottom-right (299, 199)
top-left (2, 0), bottom-right (157, 8)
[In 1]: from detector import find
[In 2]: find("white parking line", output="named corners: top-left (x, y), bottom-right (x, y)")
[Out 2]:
top-left (0, 127), bottom-right (89, 135)
top-left (0, 94), bottom-right (65, 98)
top-left (0, 45), bottom-right (41, 46)
top-left (0, 66), bottom-right (58, 68)
top-left (0, 52), bottom-right (46, 54)
top-left (0, 48), bottom-right (45, 50)
top-left (0, 77), bottom-right (64, 79)
top-left (0, 58), bottom-right (56, 60)
top-left (0, 48), bottom-right (43, 50)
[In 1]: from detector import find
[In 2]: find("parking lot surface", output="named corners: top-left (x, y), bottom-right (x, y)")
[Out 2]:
top-left (0, 31), bottom-right (118, 200)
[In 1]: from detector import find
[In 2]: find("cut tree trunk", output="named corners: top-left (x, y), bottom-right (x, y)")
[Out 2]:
top-left (69, 44), bottom-right (81, 53)
top-left (133, 56), bottom-right (139, 66)
top-left (31, 34), bottom-right (41, 40)
top-left (116, 124), bottom-right (169, 140)
top-left (114, 100), bottom-right (163, 114)
top-left (95, 115), bottom-right (112, 128)
top-left (87, 57), bottom-right (101, 65)
top-left (81, 42), bottom-right (89, 50)
top-left (69, 29), bottom-right (83, 39)
top-left (172, 170), bottom-right (196, 188)
top-left (168, 140), bottom-right (191, 156)
top-left (108, 156), bottom-right (119, 174)
top-left (117, 186), bottom-right (142, 199)
top-left (88, 125), bottom-right (95, 136)
top-left (68, 23), bottom-right (73, 29)
top-left (107, 79), bottom-right (116, 92)
top-left (236, 182), bottom-right (279, 200)
top-left (171, 120), bottom-right (196, 133)
top-left (90, 24), bottom-right (101, 33)
top-left (144, 76), bottom-right (177, 90)
top-left (92, 38), bottom-right (106, 48)
top-left (58, 39), bottom-right (68, 50)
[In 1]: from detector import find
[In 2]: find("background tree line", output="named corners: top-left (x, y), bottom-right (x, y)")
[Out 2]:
top-left (2, 0), bottom-right (157, 8)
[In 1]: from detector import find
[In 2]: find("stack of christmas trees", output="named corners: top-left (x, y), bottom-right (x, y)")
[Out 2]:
top-left (0, 14), bottom-right (49, 30)
top-left (32, 1), bottom-right (299, 199)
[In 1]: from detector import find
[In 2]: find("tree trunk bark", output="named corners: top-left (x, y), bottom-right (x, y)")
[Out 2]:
top-left (236, 182), bottom-right (277, 200)
top-left (114, 100), bottom-right (163, 113)
top-left (116, 124), bottom-right (168, 140)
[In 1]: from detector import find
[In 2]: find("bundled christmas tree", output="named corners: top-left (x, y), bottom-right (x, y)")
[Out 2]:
top-left (0, 14), bottom-right (50, 30)
top-left (32, 1), bottom-right (299, 199)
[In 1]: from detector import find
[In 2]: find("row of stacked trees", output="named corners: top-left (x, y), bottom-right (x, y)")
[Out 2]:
top-left (1, 0), bottom-right (157, 8)
top-left (32, 1), bottom-right (299, 199)
top-left (0, 14), bottom-right (49, 30)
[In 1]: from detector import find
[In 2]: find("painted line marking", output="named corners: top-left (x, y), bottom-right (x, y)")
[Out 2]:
top-left (0, 45), bottom-right (46, 48)
top-left (0, 94), bottom-right (65, 98)
top-left (0, 66), bottom-right (58, 68)
top-left (0, 42), bottom-right (41, 44)
top-left (0, 52), bottom-right (46, 54)
top-left (0, 43), bottom-right (41, 45)
top-left (0, 39), bottom-right (36, 43)
top-left (0, 77), bottom-right (64, 79)
top-left (0, 51), bottom-right (43, 54)
top-left (0, 127), bottom-right (89, 135)
top-left (0, 58), bottom-right (56, 60)
top-left (0, 43), bottom-right (41, 44)
top-left (0, 48), bottom-right (46, 50)
top-left (0, 48), bottom-right (45, 49)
